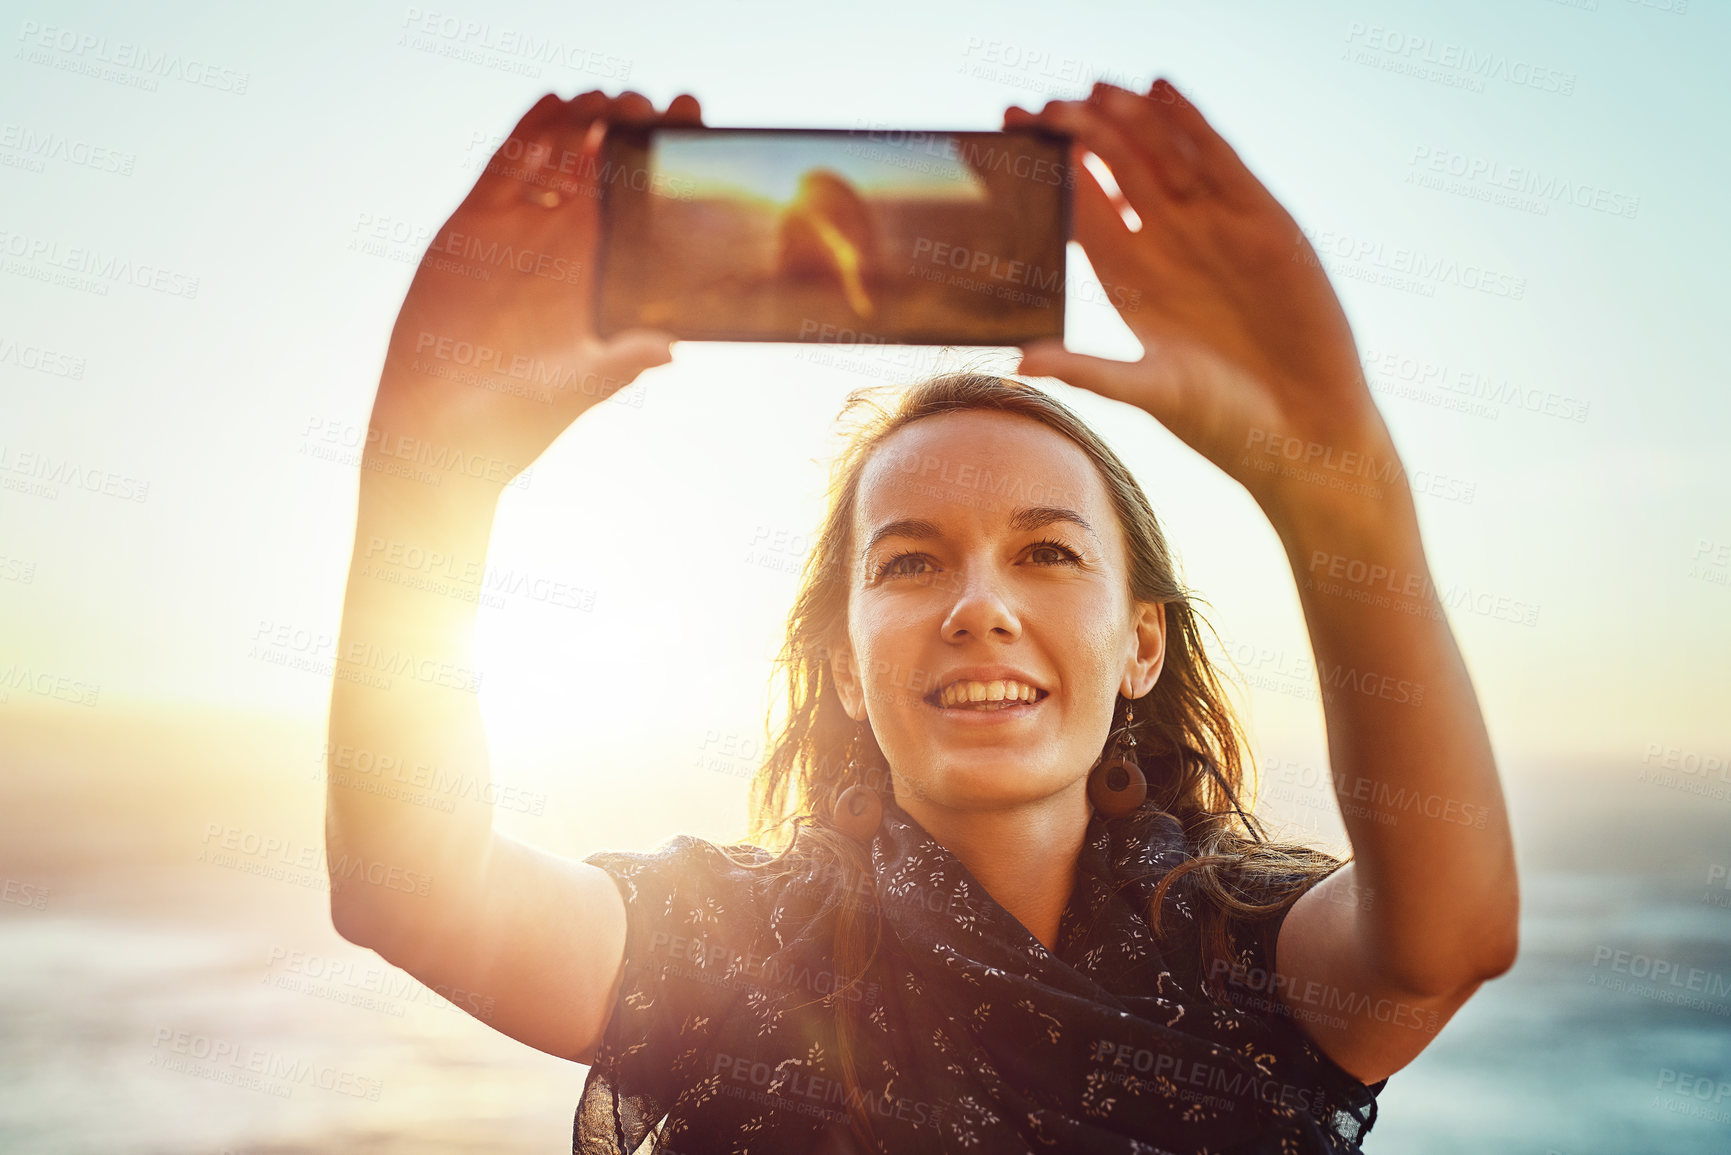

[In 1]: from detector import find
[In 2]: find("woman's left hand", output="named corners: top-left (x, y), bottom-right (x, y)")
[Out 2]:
top-left (1011, 81), bottom-right (1399, 520)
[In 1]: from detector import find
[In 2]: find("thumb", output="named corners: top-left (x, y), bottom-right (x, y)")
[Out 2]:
top-left (589, 329), bottom-right (676, 391)
top-left (1016, 339), bottom-right (1163, 414)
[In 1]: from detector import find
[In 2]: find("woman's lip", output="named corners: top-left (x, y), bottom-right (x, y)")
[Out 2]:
top-left (922, 693), bottom-right (1048, 722)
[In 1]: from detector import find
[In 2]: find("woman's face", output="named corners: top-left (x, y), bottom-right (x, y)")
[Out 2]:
top-left (831, 409), bottom-right (1165, 816)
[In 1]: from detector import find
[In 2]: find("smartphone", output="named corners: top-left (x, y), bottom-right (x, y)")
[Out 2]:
top-left (593, 125), bottom-right (1072, 345)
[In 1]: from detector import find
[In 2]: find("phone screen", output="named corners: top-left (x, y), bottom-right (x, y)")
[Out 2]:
top-left (594, 126), bottom-right (1071, 345)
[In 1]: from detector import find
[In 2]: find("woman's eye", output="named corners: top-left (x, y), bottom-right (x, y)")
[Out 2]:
top-left (873, 541), bottom-right (1081, 581)
top-left (1028, 539), bottom-right (1083, 565)
top-left (874, 552), bottom-right (933, 579)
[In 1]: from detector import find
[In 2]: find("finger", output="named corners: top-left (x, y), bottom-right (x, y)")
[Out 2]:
top-left (607, 91), bottom-right (657, 125)
top-left (509, 92), bottom-right (571, 141)
top-left (588, 329), bottom-right (676, 386)
top-left (1144, 79), bottom-right (1262, 203)
top-left (1034, 100), bottom-right (1169, 224)
top-left (1093, 82), bottom-right (1204, 201)
top-left (566, 88), bottom-right (611, 124)
top-left (469, 94), bottom-right (570, 208)
top-left (472, 92), bottom-right (607, 211)
top-left (664, 93), bottom-right (704, 126)
top-left (1016, 341), bottom-right (1175, 417)
top-left (522, 91), bottom-right (622, 216)
top-left (1070, 151), bottom-right (1137, 261)
top-left (1067, 156), bottom-right (1184, 323)
top-left (1074, 136), bottom-right (1199, 276)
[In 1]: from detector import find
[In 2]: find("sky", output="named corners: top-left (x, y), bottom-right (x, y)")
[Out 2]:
top-left (3, 2), bottom-right (1731, 1152)
top-left (2, 0), bottom-right (1728, 844)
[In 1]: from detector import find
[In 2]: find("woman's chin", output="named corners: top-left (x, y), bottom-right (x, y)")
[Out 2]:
top-left (898, 754), bottom-right (1079, 812)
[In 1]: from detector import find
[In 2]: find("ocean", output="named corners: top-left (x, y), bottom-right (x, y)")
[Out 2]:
top-left (2, 709), bottom-right (1726, 1153)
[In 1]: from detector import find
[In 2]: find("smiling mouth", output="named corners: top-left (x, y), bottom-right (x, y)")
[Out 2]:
top-left (920, 682), bottom-right (1052, 709)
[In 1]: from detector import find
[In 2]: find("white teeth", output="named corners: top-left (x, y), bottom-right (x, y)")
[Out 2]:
top-left (936, 680), bottom-right (1041, 708)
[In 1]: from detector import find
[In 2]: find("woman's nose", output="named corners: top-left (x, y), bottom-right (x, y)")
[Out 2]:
top-left (939, 564), bottom-right (1022, 641)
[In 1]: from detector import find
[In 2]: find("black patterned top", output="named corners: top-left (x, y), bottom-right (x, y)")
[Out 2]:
top-left (575, 796), bottom-right (1384, 1154)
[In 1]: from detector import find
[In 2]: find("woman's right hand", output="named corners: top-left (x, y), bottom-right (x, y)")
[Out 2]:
top-left (370, 89), bottom-right (702, 490)
top-left (336, 102), bottom-right (711, 1067)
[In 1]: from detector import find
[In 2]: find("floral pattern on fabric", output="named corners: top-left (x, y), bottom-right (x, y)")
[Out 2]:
top-left (574, 797), bottom-right (1383, 1154)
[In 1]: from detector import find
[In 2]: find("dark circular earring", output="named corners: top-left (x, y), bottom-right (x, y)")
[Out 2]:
top-left (833, 721), bottom-right (884, 844)
top-left (1088, 695), bottom-right (1147, 819)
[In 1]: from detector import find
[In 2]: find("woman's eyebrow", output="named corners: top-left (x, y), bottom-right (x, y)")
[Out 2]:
top-left (862, 506), bottom-right (1097, 556)
top-left (1010, 505), bottom-right (1096, 539)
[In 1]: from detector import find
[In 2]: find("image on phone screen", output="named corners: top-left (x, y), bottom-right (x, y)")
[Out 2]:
top-left (595, 126), bottom-right (1072, 345)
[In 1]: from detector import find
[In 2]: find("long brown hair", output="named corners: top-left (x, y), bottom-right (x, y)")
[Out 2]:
top-left (732, 371), bottom-right (1344, 1147)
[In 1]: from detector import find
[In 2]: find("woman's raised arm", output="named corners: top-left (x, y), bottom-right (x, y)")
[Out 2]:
top-left (325, 89), bottom-right (698, 1063)
top-left (1013, 81), bottom-right (1519, 1085)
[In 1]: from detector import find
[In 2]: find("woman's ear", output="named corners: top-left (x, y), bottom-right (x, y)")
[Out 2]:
top-left (1123, 600), bottom-right (1168, 698)
top-left (825, 636), bottom-right (867, 721)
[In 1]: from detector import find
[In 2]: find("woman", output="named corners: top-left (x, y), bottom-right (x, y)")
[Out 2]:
top-left (325, 83), bottom-right (1518, 1154)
